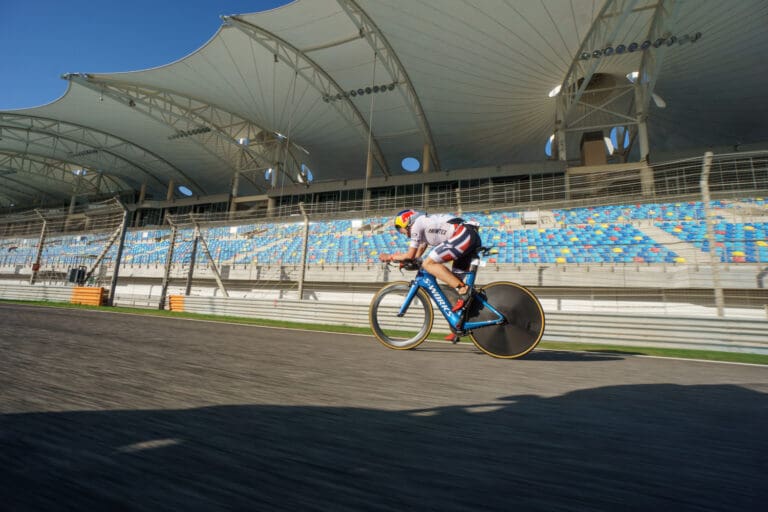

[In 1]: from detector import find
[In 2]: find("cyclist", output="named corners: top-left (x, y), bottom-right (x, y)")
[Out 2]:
top-left (379, 209), bottom-right (481, 312)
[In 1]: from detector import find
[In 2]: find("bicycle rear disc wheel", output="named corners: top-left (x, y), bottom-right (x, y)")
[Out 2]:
top-left (369, 282), bottom-right (434, 350)
top-left (467, 282), bottom-right (545, 359)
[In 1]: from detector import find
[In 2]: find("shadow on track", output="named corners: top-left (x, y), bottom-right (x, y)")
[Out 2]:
top-left (414, 346), bottom-right (624, 362)
top-left (1, 384), bottom-right (765, 511)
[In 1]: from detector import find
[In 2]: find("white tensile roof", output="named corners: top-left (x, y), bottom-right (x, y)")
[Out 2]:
top-left (1, 0), bottom-right (766, 207)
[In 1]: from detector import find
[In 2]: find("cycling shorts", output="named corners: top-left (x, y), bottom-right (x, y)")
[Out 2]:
top-left (427, 223), bottom-right (481, 271)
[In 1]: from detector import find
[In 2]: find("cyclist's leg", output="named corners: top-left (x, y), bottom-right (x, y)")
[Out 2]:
top-left (421, 257), bottom-right (461, 288)
top-left (425, 226), bottom-right (481, 310)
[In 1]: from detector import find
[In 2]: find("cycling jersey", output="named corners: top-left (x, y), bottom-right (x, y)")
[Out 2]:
top-left (407, 214), bottom-right (459, 249)
top-left (408, 214), bottom-right (481, 271)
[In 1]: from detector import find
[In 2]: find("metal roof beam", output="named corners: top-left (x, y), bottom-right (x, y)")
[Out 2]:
top-left (336, 0), bottom-right (441, 173)
top-left (636, 1), bottom-right (681, 122)
top-left (223, 15), bottom-right (391, 177)
top-left (0, 123), bottom-right (159, 192)
top-left (64, 74), bottom-right (285, 191)
top-left (1, 113), bottom-right (189, 193)
top-left (0, 151), bottom-right (123, 196)
top-left (559, 0), bottom-right (642, 124)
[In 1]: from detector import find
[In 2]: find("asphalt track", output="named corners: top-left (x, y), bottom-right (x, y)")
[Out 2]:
top-left (0, 303), bottom-right (766, 511)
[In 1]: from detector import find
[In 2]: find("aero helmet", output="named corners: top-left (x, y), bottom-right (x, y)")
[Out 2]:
top-left (394, 209), bottom-right (420, 230)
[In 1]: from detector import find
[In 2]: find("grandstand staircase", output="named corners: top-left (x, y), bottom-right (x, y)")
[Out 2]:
top-left (637, 224), bottom-right (710, 264)
top-left (722, 201), bottom-right (768, 222)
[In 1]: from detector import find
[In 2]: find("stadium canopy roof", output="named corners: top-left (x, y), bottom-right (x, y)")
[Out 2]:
top-left (1, 0), bottom-right (767, 209)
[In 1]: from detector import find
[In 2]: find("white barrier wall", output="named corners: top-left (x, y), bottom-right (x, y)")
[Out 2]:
top-left (1, 283), bottom-right (766, 355)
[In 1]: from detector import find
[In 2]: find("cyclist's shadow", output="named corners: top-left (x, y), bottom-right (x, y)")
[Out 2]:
top-left (2, 383), bottom-right (765, 510)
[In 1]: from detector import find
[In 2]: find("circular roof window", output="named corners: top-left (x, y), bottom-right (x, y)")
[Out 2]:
top-left (178, 185), bottom-right (193, 197)
top-left (401, 157), bottom-right (420, 172)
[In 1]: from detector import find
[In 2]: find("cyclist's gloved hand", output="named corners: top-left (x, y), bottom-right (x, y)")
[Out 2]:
top-left (379, 253), bottom-right (391, 262)
top-left (399, 258), bottom-right (421, 271)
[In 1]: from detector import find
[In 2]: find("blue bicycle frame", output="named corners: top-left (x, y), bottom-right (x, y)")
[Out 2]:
top-left (397, 267), bottom-right (507, 332)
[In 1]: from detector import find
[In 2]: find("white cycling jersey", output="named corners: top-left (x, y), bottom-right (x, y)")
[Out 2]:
top-left (407, 214), bottom-right (459, 249)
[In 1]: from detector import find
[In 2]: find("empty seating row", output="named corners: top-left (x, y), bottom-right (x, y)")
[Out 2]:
top-left (2, 201), bottom-right (765, 267)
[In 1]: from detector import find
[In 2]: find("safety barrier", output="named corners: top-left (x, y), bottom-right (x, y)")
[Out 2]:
top-left (0, 284), bottom-right (72, 303)
top-left (168, 295), bottom-right (185, 312)
top-left (1, 284), bottom-right (766, 354)
top-left (175, 295), bottom-right (768, 355)
top-left (70, 287), bottom-right (107, 306)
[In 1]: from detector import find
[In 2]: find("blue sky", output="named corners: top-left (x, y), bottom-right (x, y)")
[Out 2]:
top-left (0, 0), bottom-right (292, 110)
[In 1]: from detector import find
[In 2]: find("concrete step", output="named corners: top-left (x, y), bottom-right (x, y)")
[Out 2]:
top-left (637, 224), bottom-right (710, 264)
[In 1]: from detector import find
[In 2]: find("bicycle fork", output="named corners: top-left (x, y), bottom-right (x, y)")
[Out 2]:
top-left (396, 282), bottom-right (421, 317)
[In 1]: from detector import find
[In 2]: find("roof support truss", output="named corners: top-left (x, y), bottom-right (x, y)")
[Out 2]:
top-left (0, 151), bottom-right (124, 196)
top-left (634, 0), bottom-right (681, 159)
top-left (65, 74), bottom-right (289, 191)
top-left (0, 154), bottom-right (93, 205)
top-left (555, 0), bottom-right (681, 160)
top-left (223, 15), bottom-right (391, 177)
top-left (560, 0), bottom-right (645, 120)
top-left (0, 114), bottom-right (175, 190)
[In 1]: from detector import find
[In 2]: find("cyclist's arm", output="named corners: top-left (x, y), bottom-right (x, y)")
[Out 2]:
top-left (379, 244), bottom-right (424, 262)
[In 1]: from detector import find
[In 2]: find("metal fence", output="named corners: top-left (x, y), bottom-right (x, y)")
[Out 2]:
top-left (0, 151), bottom-right (766, 318)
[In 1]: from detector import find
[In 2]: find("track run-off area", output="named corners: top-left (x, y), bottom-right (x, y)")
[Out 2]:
top-left (1, 303), bottom-right (766, 511)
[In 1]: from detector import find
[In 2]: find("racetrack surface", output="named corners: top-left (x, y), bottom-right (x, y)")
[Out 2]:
top-left (1, 303), bottom-right (766, 511)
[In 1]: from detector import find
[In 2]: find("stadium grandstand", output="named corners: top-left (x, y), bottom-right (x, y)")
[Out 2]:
top-left (1, 0), bottom-right (767, 343)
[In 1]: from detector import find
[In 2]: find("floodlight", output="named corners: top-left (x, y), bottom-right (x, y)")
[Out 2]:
top-left (604, 137), bottom-right (615, 155)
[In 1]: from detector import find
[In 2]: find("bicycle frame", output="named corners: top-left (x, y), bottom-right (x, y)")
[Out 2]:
top-left (397, 264), bottom-right (507, 332)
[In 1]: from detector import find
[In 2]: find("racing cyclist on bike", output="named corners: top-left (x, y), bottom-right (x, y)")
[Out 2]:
top-left (379, 209), bottom-right (481, 313)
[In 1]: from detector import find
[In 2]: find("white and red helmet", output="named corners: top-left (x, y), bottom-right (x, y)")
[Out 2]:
top-left (394, 209), bottom-right (421, 230)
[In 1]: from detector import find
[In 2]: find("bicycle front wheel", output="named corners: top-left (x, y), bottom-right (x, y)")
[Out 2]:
top-left (369, 282), bottom-right (434, 350)
top-left (467, 282), bottom-right (545, 359)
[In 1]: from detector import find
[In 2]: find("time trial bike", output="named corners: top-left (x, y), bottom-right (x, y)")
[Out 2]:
top-left (368, 247), bottom-right (545, 358)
